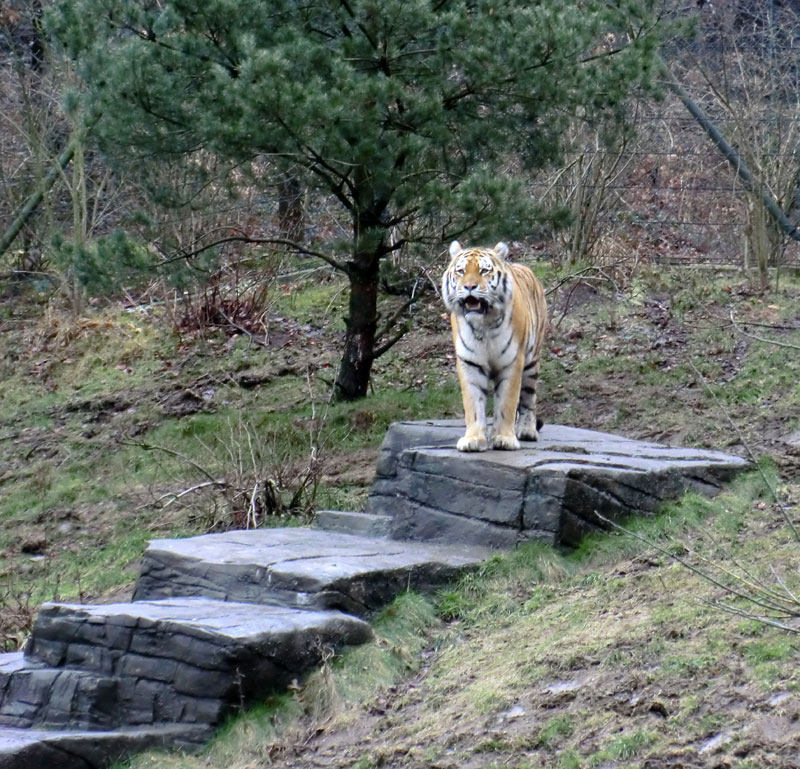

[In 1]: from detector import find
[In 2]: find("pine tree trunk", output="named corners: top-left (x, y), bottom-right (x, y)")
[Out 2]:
top-left (334, 255), bottom-right (380, 400)
top-left (334, 193), bottom-right (385, 401)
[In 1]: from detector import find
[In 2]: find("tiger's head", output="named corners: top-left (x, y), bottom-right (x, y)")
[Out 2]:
top-left (442, 241), bottom-right (510, 319)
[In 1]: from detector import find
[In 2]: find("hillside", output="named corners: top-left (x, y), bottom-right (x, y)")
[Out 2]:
top-left (1, 260), bottom-right (799, 767)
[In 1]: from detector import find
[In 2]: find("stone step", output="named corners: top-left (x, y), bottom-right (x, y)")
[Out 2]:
top-left (21, 597), bottom-right (371, 731)
top-left (132, 528), bottom-right (489, 617)
top-left (0, 723), bottom-right (209, 769)
top-left (312, 509), bottom-right (392, 537)
top-left (366, 421), bottom-right (750, 547)
top-left (0, 652), bottom-right (118, 731)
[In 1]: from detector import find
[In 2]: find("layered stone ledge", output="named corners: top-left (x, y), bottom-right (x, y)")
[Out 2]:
top-left (366, 421), bottom-right (749, 547)
top-left (6, 598), bottom-right (371, 736)
top-left (133, 528), bottom-right (490, 617)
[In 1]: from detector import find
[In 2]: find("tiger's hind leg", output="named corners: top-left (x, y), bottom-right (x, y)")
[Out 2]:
top-left (516, 355), bottom-right (540, 442)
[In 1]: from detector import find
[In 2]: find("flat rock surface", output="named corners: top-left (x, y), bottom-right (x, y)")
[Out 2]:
top-left (133, 529), bottom-right (489, 616)
top-left (0, 420), bottom-right (750, 769)
top-left (28, 596), bottom-right (372, 671)
top-left (366, 420), bottom-right (749, 547)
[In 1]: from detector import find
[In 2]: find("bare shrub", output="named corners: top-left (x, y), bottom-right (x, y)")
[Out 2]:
top-left (0, 582), bottom-right (38, 651)
top-left (136, 410), bottom-right (325, 533)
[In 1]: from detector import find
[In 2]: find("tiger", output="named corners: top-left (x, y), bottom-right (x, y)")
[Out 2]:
top-left (442, 240), bottom-right (547, 452)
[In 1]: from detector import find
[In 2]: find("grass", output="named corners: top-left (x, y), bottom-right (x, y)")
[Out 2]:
top-left (2, 264), bottom-right (800, 767)
top-left (536, 713), bottom-right (576, 748)
top-left (588, 728), bottom-right (658, 764)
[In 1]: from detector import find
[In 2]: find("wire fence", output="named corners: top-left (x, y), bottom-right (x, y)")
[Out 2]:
top-left (536, 98), bottom-right (800, 270)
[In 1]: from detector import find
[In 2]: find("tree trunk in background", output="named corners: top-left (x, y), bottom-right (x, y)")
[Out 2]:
top-left (663, 62), bottom-right (800, 244)
top-left (0, 137), bottom-right (77, 258)
top-left (277, 177), bottom-right (305, 245)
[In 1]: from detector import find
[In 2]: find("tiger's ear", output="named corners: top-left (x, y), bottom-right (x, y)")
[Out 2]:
top-left (494, 242), bottom-right (509, 260)
top-left (449, 241), bottom-right (462, 258)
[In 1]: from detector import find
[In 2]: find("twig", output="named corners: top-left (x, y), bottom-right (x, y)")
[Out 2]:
top-left (593, 512), bottom-right (799, 619)
top-left (217, 307), bottom-right (270, 349)
top-left (729, 309), bottom-right (800, 351)
top-left (701, 600), bottom-right (799, 634)
top-left (248, 480), bottom-right (260, 529)
top-left (770, 564), bottom-right (800, 608)
top-left (375, 294), bottom-right (418, 342)
top-left (545, 264), bottom-right (617, 296)
top-left (120, 440), bottom-right (220, 486)
top-left (157, 233), bottom-right (347, 273)
top-left (373, 325), bottom-right (410, 360)
top-left (156, 481), bottom-right (227, 509)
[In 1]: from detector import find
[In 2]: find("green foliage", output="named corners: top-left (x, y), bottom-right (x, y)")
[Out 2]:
top-left (47, 0), bottom-right (671, 396)
top-left (49, 0), bottom-right (666, 245)
top-left (50, 229), bottom-right (155, 295)
top-left (537, 714), bottom-right (576, 748)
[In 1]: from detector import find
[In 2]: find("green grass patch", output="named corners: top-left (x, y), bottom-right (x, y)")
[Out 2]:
top-left (273, 280), bottom-right (348, 324)
top-left (588, 728), bottom-right (658, 765)
top-left (537, 713), bottom-right (576, 748)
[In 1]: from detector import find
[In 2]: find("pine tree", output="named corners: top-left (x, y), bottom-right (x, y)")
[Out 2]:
top-left (49, 0), bottom-right (665, 399)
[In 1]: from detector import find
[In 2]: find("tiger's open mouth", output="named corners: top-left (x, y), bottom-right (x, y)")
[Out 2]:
top-left (461, 296), bottom-right (488, 314)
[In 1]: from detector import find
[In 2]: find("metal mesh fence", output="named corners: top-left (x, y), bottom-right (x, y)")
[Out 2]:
top-left (535, 91), bottom-right (800, 270)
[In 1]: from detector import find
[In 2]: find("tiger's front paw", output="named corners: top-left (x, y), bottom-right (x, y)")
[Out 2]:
top-left (492, 432), bottom-right (520, 451)
top-left (457, 433), bottom-right (488, 452)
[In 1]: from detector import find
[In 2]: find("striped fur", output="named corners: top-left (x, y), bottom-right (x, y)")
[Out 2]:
top-left (442, 241), bottom-right (547, 452)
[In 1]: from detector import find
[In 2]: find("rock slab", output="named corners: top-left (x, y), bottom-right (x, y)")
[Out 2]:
top-left (0, 421), bottom-right (750, 768)
top-left (366, 421), bottom-right (749, 547)
top-left (14, 597), bottom-right (370, 733)
top-left (133, 528), bottom-right (490, 616)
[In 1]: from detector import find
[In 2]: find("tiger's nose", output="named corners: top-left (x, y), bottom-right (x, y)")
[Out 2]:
top-left (464, 283), bottom-right (478, 291)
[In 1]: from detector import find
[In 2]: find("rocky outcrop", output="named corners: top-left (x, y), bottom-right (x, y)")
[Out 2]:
top-left (366, 421), bottom-right (749, 547)
top-left (0, 422), bottom-right (748, 768)
top-left (0, 531), bottom-right (489, 768)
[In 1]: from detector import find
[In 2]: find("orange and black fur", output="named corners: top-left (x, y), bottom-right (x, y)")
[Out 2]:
top-left (442, 241), bottom-right (547, 452)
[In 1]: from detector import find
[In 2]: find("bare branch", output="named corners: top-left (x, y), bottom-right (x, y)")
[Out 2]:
top-left (372, 325), bottom-right (409, 360)
top-left (120, 440), bottom-right (220, 486)
top-left (155, 480), bottom-right (227, 509)
top-left (375, 294), bottom-right (418, 342)
top-left (729, 309), bottom-right (800, 351)
top-left (594, 512), bottom-right (799, 619)
top-left (158, 234), bottom-right (347, 273)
